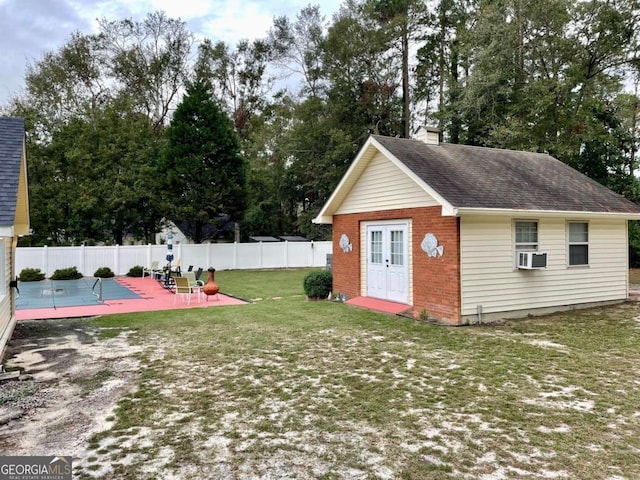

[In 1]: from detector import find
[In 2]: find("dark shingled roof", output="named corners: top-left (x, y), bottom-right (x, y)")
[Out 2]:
top-left (373, 135), bottom-right (640, 214)
top-left (0, 117), bottom-right (25, 226)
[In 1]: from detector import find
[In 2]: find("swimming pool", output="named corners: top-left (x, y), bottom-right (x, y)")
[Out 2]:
top-left (16, 278), bottom-right (141, 310)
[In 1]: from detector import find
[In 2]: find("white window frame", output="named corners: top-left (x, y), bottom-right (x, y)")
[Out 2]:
top-left (514, 220), bottom-right (539, 268)
top-left (567, 221), bottom-right (589, 267)
top-left (514, 220), bottom-right (539, 251)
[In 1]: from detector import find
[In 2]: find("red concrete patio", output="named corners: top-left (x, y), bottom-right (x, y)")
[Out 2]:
top-left (16, 276), bottom-right (248, 321)
top-left (345, 296), bottom-right (412, 315)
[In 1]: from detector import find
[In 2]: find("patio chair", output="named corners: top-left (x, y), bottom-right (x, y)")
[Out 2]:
top-left (194, 267), bottom-right (203, 282)
top-left (172, 258), bottom-right (182, 276)
top-left (142, 261), bottom-right (160, 278)
top-left (183, 271), bottom-right (203, 302)
top-left (173, 276), bottom-right (196, 305)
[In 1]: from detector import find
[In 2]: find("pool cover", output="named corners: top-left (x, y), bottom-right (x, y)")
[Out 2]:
top-left (16, 278), bottom-right (141, 310)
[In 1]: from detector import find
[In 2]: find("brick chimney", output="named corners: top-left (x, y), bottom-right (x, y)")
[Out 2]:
top-left (414, 126), bottom-right (440, 145)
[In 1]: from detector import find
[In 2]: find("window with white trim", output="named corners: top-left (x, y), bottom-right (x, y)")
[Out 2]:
top-left (515, 221), bottom-right (538, 252)
top-left (568, 222), bottom-right (589, 266)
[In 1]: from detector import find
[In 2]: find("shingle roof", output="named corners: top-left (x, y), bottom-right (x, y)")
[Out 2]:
top-left (373, 135), bottom-right (640, 214)
top-left (0, 117), bottom-right (25, 226)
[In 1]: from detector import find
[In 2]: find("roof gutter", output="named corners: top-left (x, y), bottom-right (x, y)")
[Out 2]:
top-left (451, 207), bottom-right (640, 220)
top-left (312, 215), bottom-right (333, 225)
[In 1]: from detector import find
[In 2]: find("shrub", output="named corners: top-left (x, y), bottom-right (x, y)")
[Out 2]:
top-left (19, 268), bottom-right (45, 282)
top-left (51, 267), bottom-right (83, 280)
top-left (94, 267), bottom-right (115, 278)
top-left (127, 265), bottom-right (144, 277)
top-left (303, 270), bottom-right (333, 299)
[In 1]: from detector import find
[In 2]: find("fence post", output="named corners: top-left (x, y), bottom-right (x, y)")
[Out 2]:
top-left (284, 241), bottom-right (289, 268)
top-left (233, 242), bottom-right (238, 269)
top-left (43, 245), bottom-right (49, 277)
top-left (147, 243), bottom-right (152, 270)
top-left (310, 240), bottom-right (314, 267)
top-left (259, 241), bottom-right (263, 268)
top-left (114, 245), bottom-right (120, 276)
top-left (80, 244), bottom-right (85, 275)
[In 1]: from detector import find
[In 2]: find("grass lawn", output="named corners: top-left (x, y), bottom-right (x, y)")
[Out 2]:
top-left (72, 268), bottom-right (640, 479)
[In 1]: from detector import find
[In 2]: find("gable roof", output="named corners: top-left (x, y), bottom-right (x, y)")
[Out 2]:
top-left (314, 135), bottom-right (640, 223)
top-left (0, 117), bottom-right (29, 235)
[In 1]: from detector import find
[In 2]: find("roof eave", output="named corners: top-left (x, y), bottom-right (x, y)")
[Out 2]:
top-left (0, 226), bottom-right (15, 237)
top-left (454, 207), bottom-right (640, 219)
top-left (314, 137), bottom-right (379, 224)
top-left (314, 136), bottom-right (456, 224)
top-left (312, 215), bottom-right (333, 225)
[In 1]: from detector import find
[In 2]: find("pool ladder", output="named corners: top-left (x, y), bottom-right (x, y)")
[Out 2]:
top-left (92, 278), bottom-right (104, 303)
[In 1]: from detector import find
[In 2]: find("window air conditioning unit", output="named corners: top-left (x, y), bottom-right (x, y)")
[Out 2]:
top-left (517, 252), bottom-right (547, 269)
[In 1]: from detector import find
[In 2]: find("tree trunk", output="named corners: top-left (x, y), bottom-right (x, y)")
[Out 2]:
top-left (402, 25), bottom-right (411, 138)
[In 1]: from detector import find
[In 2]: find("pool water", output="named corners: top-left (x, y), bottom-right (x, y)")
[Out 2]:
top-left (16, 278), bottom-right (141, 310)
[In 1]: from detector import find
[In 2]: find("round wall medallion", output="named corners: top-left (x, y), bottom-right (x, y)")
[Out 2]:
top-left (339, 233), bottom-right (353, 253)
top-left (421, 233), bottom-right (444, 257)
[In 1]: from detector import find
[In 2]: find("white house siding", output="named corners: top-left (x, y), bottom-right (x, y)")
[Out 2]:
top-left (0, 238), bottom-right (14, 358)
top-left (460, 215), bottom-right (628, 321)
top-left (335, 152), bottom-right (438, 215)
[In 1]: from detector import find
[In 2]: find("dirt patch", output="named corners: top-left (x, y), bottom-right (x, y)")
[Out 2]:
top-left (0, 320), bottom-right (141, 468)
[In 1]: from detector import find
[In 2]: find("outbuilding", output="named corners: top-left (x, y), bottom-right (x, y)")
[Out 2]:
top-left (313, 127), bottom-right (640, 324)
top-left (0, 117), bottom-right (30, 357)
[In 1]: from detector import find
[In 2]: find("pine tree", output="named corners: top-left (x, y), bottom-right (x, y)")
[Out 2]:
top-left (161, 80), bottom-right (247, 243)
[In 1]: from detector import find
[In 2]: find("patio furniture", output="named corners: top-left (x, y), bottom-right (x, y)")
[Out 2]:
top-left (173, 276), bottom-right (196, 305)
top-left (160, 265), bottom-right (178, 289)
top-left (183, 271), bottom-right (204, 302)
top-left (194, 267), bottom-right (203, 281)
top-left (142, 260), bottom-right (160, 278)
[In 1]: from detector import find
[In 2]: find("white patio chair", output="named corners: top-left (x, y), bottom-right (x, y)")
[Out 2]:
top-left (142, 260), bottom-right (160, 278)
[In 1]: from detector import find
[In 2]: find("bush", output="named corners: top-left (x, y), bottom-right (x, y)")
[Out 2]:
top-left (303, 270), bottom-right (333, 299)
top-left (127, 265), bottom-right (144, 277)
top-left (94, 267), bottom-right (115, 278)
top-left (50, 267), bottom-right (83, 280)
top-left (19, 268), bottom-right (45, 282)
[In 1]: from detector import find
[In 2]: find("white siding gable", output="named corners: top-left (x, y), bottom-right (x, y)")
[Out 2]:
top-left (335, 151), bottom-right (438, 215)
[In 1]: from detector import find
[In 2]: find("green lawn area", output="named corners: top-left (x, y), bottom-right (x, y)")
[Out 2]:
top-left (75, 268), bottom-right (640, 479)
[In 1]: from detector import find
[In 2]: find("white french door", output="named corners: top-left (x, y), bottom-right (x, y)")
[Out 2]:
top-left (366, 223), bottom-right (408, 304)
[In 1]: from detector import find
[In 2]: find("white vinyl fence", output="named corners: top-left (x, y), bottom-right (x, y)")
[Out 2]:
top-left (16, 241), bottom-right (333, 277)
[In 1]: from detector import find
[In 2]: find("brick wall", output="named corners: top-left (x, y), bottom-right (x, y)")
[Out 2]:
top-left (332, 214), bottom-right (361, 301)
top-left (332, 207), bottom-right (461, 324)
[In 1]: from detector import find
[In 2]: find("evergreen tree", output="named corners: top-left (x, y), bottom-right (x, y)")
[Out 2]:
top-left (161, 80), bottom-right (247, 243)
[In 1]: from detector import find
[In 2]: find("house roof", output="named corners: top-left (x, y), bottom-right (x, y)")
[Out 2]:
top-left (314, 134), bottom-right (640, 223)
top-left (249, 236), bottom-right (281, 242)
top-left (279, 235), bottom-right (310, 242)
top-left (0, 117), bottom-right (28, 234)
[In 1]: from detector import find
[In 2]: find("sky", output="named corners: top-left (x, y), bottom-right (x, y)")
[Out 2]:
top-left (0, 0), bottom-right (344, 106)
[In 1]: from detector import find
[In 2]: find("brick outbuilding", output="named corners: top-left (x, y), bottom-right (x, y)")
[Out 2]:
top-left (314, 127), bottom-right (640, 324)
